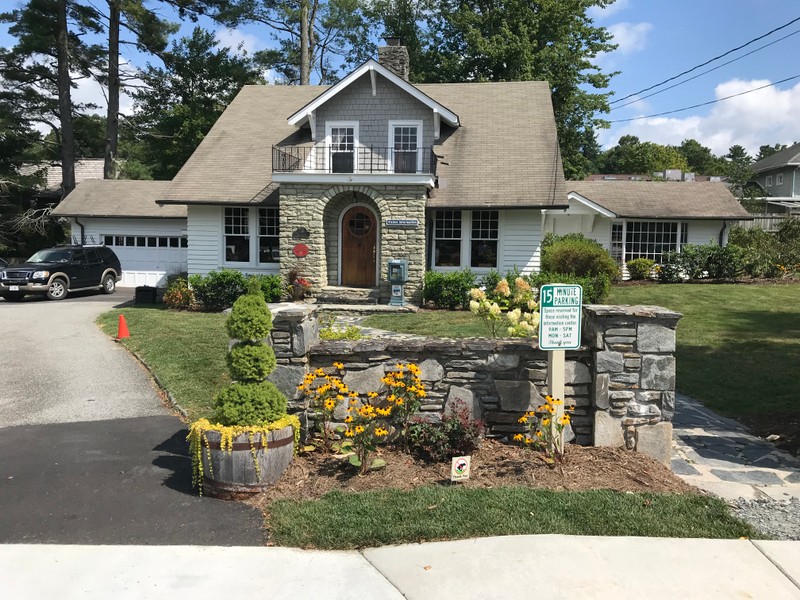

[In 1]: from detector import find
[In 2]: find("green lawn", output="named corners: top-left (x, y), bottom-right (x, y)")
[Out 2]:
top-left (96, 306), bottom-right (229, 419)
top-left (608, 283), bottom-right (800, 416)
top-left (268, 486), bottom-right (757, 549)
top-left (362, 309), bottom-right (486, 337)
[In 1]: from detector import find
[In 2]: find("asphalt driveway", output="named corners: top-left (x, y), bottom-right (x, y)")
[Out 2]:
top-left (0, 289), bottom-right (265, 545)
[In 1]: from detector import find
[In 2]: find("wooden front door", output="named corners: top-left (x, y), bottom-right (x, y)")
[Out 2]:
top-left (341, 206), bottom-right (377, 287)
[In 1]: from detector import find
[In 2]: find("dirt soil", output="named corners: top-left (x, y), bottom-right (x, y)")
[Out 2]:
top-left (737, 412), bottom-right (800, 458)
top-left (246, 440), bottom-right (698, 512)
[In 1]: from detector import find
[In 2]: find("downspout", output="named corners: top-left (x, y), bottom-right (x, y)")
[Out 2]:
top-left (718, 220), bottom-right (727, 246)
top-left (74, 217), bottom-right (85, 245)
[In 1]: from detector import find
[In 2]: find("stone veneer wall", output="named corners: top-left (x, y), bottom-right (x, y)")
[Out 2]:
top-left (266, 304), bottom-right (682, 464)
top-left (584, 305), bottom-right (682, 465)
top-left (279, 183), bottom-right (427, 303)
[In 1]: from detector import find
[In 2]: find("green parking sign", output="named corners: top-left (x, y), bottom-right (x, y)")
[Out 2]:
top-left (539, 284), bottom-right (583, 350)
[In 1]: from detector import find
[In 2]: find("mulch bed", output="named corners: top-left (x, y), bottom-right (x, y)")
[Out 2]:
top-left (245, 439), bottom-right (699, 512)
top-left (736, 412), bottom-right (800, 458)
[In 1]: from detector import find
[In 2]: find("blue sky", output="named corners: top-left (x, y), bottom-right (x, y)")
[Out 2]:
top-left (591, 0), bottom-right (800, 155)
top-left (2, 0), bottom-right (799, 158)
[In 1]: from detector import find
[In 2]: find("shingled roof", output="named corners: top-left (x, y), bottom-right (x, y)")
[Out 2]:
top-left (53, 180), bottom-right (186, 218)
top-left (160, 77), bottom-right (566, 209)
top-left (568, 181), bottom-right (752, 220)
top-left (750, 142), bottom-right (800, 173)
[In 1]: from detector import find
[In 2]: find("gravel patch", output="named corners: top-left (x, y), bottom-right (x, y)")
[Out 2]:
top-left (729, 497), bottom-right (800, 540)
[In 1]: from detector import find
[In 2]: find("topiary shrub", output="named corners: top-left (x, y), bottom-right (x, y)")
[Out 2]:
top-left (189, 268), bottom-right (248, 312)
top-left (626, 258), bottom-right (655, 281)
top-left (422, 269), bottom-right (476, 309)
top-left (541, 234), bottom-right (619, 281)
top-left (227, 293), bottom-right (273, 341)
top-left (228, 343), bottom-right (277, 382)
top-left (213, 381), bottom-right (288, 426)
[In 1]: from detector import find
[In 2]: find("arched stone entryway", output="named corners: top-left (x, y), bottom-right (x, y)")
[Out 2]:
top-left (322, 191), bottom-right (381, 287)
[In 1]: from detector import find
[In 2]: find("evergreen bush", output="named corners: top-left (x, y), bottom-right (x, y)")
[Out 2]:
top-left (213, 381), bottom-right (288, 426)
top-left (540, 234), bottom-right (618, 280)
top-left (228, 343), bottom-right (277, 382)
top-left (626, 258), bottom-right (655, 280)
top-left (226, 293), bottom-right (273, 341)
top-left (189, 268), bottom-right (248, 312)
top-left (422, 269), bottom-right (476, 309)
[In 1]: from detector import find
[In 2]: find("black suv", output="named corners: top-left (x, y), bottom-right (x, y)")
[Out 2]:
top-left (0, 246), bottom-right (121, 301)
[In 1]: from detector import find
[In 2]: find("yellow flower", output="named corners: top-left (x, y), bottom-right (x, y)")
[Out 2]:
top-left (315, 368), bottom-right (325, 376)
top-left (416, 389), bottom-right (427, 398)
top-left (395, 398), bottom-right (405, 406)
top-left (349, 398), bottom-right (358, 405)
top-left (395, 363), bottom-right (404, 371)
top-left (324, 399), bottom-right (336, 410)
top-left (336, 394), bottom-right (345, 401)
top-left (518, 416), bottom-right (528, 424)
top-left (333, 361), bottom-right (344, 370)
top-left (536, 430), bottom-right (543, 438)
top-left (367, 391), bottom-right (379, 398)
top-left (344, 416), bottom-right (353, 423)
top-left (297, 384), bottom-right (305, 390)
top-left (349, 392), bottom-right (359, 398)
top-left (344, 429), bottom-right (354, 437)
top-left (377, 407), bottom-right (392, 417)
top-left (513, 433), bottom-right (524, 441)
top-left (542, 418), bottom-right (551, 427)
top-left (524, 436), bottom-right (533, 444)
top-left (374, 427), bottom-right (389, 437)
top-left (355, 425), bottom-right (365, 434)
top-left (387, 394), bottom-right (396, 403)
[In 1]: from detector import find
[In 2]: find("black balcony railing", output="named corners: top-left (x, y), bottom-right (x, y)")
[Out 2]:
top-left (272, 145), bottom-right (437, 175)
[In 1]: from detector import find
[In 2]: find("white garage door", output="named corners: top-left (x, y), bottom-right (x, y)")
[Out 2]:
top-left (73, 219), bottom-right (188, 287)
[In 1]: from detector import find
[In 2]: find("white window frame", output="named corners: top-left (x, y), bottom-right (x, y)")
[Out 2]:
top-left (619, 220), bottom-right (688, 264)
top-left (223, 206), bottom-right (281, 269)
top-left (388, 120), bottom-right (423, 173)
top-left (431, 210), bottom-right (501, 273)
top-left (777, 173), bottom-right (784, 186)
top-left (766, 175), bottom-right (773, 187)
top-left (258, 207), bottom-right (280, 263)
top-left (325, 121), bottom-right (359, 173)
top-left (469, 210), bottom-right (499, 270)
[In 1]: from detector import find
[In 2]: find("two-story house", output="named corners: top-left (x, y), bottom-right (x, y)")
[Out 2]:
top-left (150, 43), bottom-right (566, 302)
top-left (751, 143), bottom-right (800, 214)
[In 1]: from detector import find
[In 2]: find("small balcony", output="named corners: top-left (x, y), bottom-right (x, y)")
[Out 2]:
top-left (272, 145), bottom-right (437, 176)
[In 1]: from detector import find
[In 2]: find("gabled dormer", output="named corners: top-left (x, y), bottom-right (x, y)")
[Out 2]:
top-left (272, 44), bottom-right (459, 186)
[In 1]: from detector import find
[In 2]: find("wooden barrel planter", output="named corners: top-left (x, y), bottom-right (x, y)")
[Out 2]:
top-left (201, 424), bottom-right (295, 497)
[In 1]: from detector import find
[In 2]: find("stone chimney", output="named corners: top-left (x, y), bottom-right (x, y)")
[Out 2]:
top-left (377, 37), bottom-right (410, 81)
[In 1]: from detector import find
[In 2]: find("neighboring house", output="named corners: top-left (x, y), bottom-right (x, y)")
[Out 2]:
top-left (52, 180), bottom-right (187, 287)
top-left (155, 44), bottom-right (567, 302)
top-left (750, 143), bottom-right (800, 215)
top-left (563, 181), bottom-right (751, 268)
top-left (52, 43), bottom-right (751, 297)
top-left (585, 172), bottom-right (726, 183)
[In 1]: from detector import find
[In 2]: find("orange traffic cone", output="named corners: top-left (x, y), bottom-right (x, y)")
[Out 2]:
top-left (117, 314), bottom-right (130, 340)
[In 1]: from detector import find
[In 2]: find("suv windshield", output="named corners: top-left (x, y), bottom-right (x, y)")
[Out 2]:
top-left (27, 249), bottom-right (73, 264)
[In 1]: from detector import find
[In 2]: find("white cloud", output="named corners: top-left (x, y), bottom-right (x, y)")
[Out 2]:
top-left (214, 28), bottom-right (265, 55)
top-left (588, 0), bottom-right (630, 20)
top-left (607, 22), bottom-right (653, 55)
top-left (601, 78), bottom-right (800, 156)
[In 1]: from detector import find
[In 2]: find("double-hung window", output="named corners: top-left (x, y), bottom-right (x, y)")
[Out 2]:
top-left (327, 122), bottom-right (357, 173)
top-left (225, 207), bottom-right (250, 263)
top-left (389, 121), bottom-right (422, 173)
top-left (258, 208), bottom-right (280, 263)
top-left (433, 210), bottom-right (499, 269)
top-left (433, 210), bottom-right (462, 267)
top-left (470, 210), bottom-right (498, 268)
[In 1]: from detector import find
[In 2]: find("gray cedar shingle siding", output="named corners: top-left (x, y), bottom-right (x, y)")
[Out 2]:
top-left (569, 181), bottom-right (752, 220)
top-left (53, 180), bottom-right (186, 218)
top-left (750, 142), bottom-right (800, 173)
top-left (161, 77), bottom-right (566, 209)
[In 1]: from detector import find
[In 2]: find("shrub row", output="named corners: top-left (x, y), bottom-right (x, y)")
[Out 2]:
top-left (165, 269), bottom-right (284, 311)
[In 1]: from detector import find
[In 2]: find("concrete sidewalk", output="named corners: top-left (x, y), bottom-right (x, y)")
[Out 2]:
top-left (2, 536), bottom-right (799, 599)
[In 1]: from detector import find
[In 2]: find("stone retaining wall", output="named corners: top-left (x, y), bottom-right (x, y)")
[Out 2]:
top-left (266, 303), bottom-right (682, 464)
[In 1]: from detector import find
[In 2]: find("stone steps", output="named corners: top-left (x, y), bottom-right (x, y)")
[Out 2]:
top-left (316, 286), bottom-right (382, 305)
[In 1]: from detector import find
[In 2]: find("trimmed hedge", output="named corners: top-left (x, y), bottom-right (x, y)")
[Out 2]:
top-left (541, 233), bottom-right (619, 281)
top-left (422, 269), bottom-right (476, 309)
top-left (626, 258), bottom-right (655, 281)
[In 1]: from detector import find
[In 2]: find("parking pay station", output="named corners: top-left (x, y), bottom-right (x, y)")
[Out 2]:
top-left (387, 259), bottom-right (409, 306)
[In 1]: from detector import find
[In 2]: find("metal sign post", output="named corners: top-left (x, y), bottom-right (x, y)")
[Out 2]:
top-left (539, 284), bottom-right (583, 448)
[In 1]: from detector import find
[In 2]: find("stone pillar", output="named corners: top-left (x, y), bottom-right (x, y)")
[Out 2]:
top-left (377, 45), bottom-right (410, 81)
top-left (266, 304), bottom-right (319, 412)
top-left (583, 305), bottom-right (682, 465)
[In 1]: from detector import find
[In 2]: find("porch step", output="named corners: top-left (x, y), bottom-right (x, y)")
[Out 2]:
top-left (316, 286), bottom-right (382, 305)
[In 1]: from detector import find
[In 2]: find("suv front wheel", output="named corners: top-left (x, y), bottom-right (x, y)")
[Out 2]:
top-left (102, 273), bottom-right (116, 294)
top-left (47, 277), bottom-right (68, 300)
